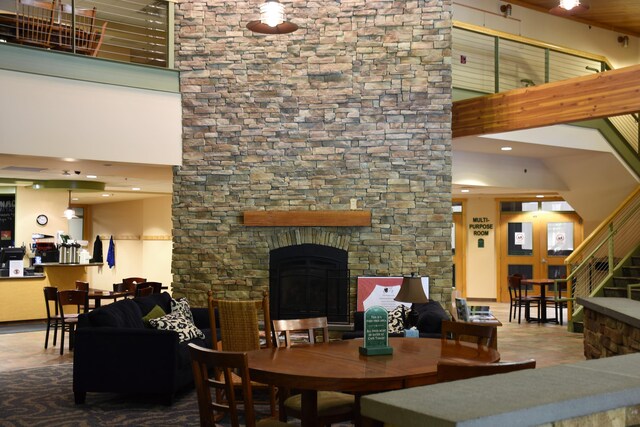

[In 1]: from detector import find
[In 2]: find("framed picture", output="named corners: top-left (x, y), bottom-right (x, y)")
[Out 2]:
top-left (356, 276), bottom-right (430, 311)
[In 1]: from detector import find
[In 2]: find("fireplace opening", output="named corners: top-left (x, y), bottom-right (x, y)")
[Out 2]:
top-left (269, 244), bottom-right (349, 324)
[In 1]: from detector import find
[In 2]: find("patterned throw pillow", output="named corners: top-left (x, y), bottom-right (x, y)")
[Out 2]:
top-left (149, 311), bottom-right (205, 343)
top-left (388, 305), bottom-right (409, 334)
top-left (171, 297), bottom-right (196, 324)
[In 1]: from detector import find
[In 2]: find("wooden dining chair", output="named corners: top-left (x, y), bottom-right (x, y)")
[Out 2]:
top-left (188, 343), bottom-right (289, 427)
top-left (441, 320), bottom-right (496, 349)
top-left (271, 317), bottom-right (355, 425)
top-left (75, 280), bottom-right (96, 309)
top-left (436, 358), bottom-right (536, 383)
top-left (57, 4), bottom-right (106, 56)
top-left (15, 0), bottom-right (56, 48)
top-left (57, 289), bottom-right (88, 355)
top-left (142, 281), bottom-right (162, 294)
top-left (207, 290), bottom-right (277, 419)
top-left (113, 283), bottom-right (136, 302)
top-left (43, 286), bottom-right (61, 349)
top-left (549, 279), bottom-right (573, 325)
top-left (508, 274), bottom-right (540, 323)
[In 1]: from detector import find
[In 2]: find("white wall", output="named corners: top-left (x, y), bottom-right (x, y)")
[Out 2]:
top-left (87, 196), bottom-right (172, 291)
top-left (0, 70), bottom-right (182, 166)
top-left (464, 197), bottom-right (498, 300)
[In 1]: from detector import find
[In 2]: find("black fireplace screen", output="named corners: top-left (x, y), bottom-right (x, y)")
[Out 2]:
top-left (269, 244), bottom-right (349, 324)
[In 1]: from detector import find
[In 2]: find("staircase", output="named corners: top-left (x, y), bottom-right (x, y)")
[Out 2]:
top-left (607, 259), bottom-right (640, 301)
top-left (566, 188), bottom-right (640, 331)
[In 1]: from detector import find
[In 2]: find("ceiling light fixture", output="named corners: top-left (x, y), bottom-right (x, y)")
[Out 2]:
top-left (501, 146), bottom-right (512, 151)
top-left (559, 0), bottom-right (580, 9)
top-left (246, 0), bottom-right (298, 34)
top-left (86, 175), bottom-right (97, 179)
top-left (550, 0), bottom-right (589, 16)
top-left (63, 190), bottom-right (77, 219)
top-left (461, 189), bottom-right (470, 193)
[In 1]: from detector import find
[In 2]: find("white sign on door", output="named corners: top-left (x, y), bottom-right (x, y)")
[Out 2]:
top-left (514, 232), bottom-right (525, 245)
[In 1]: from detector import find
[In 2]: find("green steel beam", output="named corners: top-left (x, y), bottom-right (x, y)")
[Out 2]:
top-left (0, 43), bottom-right (179, 93)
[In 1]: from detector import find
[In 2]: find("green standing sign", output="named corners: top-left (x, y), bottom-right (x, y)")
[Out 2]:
top-left (359, 306), bottom-right (393, 356)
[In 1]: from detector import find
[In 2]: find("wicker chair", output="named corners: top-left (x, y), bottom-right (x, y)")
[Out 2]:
top-left (207, 291), bottom-right (277, 419)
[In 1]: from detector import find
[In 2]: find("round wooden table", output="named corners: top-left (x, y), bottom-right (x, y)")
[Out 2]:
top-left (248, 337), bottom-right (500, 426)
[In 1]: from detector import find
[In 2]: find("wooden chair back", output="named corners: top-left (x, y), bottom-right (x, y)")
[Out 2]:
top-left (436, 359), bottom-right (536, 383)
top-left (123, 277), bottom-right (147, 286)
top-left (137, 286), bottom-right (153, 297)
top-left (58, 289), bottom-right (88, 316)
top-left (75, 280), bottom-right (89, 291)
top-left (143, 281), bottom-right (162, 294)
top-left (188, 343), bottom-right (259, 427)
top-left (272, 316), bottom-right (330, 348)
top-left (208, 290), bottom-right (273, 352)
top-left (441, 320), bottom-right (496, 349)
top-left (16, 0), bottom-right (56, 47)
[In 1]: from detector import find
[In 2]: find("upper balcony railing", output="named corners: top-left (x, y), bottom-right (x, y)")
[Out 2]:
top-left (453, 21), bottom-right (639, 153)
top-left (0, 0), bottom-right (171, 68)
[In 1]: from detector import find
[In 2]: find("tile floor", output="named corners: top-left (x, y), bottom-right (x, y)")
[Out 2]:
top-left (0, 302), bottom-right (586, 373)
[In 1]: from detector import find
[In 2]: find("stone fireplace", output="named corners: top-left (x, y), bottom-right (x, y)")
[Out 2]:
top-left (172, 0), bottom-right (453, 310)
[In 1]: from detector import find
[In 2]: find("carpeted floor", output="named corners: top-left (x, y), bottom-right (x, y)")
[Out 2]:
top-left (0, 364), bottom-right (277, 426)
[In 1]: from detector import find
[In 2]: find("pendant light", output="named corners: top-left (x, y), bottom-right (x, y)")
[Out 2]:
top-left (63, 190), bottom-right (77, 219)
top-left (246, 0), bottom-right (298, 34)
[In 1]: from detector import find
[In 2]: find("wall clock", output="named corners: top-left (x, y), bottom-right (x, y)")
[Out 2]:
top-left (36, 214), bottom-right (48, 226)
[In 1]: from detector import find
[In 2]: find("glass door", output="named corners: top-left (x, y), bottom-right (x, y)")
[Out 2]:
top-left (498, 201), bottom-right (582, 302)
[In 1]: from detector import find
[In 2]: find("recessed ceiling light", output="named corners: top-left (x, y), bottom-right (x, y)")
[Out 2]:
top-left (461, 189), bottom-right (470, 193)
top-left (501, 146), bottom-right (512, 151)
top-left (536, 194), bottom-right (545, 198)
top-left (72, 197), bottom-right (79, 201)
top-left (132, 187), bottom-right (141, 191)
top-left (102, 193), bottom-right (111, 197)
top-left (86, 175), bottom-right (97, 179)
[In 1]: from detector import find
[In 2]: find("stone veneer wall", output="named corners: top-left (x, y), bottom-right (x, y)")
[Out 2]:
top-left (173, 0), bottom-right (453, 310)
top-left (584, 307), bottom-right (640, 359)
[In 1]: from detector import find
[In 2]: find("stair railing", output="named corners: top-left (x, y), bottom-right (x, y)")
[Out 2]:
top-left (564, 187), bottom-right (640, 322)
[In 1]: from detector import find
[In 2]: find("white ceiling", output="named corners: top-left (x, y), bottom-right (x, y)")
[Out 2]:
top-left (0, 154), bottom-right (173, 204)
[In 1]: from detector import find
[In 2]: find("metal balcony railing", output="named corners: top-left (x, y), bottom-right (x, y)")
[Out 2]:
top-left (453, 22), bottom-right (640, 155)
top-left (0, 0), bottom-right (170, 68)
top-left (559, 187), bottom-right (640, 325)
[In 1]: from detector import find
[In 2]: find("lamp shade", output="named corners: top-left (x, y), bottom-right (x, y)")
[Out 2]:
top-left (394, 275), bottom-right (429, 303)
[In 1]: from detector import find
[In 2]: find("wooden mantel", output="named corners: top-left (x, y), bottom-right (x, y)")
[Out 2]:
top-left (243, 210), bottom-right (372, 227)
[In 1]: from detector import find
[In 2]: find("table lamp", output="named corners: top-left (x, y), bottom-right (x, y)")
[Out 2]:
top-left (394, 273), bottom-right (429, 328)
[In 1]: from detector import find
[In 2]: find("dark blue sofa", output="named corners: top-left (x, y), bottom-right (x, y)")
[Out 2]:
top-left (73, 292), bottom-right (214, 405)
top-left (342, 301), bottom-right (450, 339)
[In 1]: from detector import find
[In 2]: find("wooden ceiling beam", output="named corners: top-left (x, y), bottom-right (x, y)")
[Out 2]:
top-left (452, 63), bottom-right (640, 138)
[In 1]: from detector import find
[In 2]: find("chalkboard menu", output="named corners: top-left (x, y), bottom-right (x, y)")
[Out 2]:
top-left (0, 195), bottom-right (15, 249)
